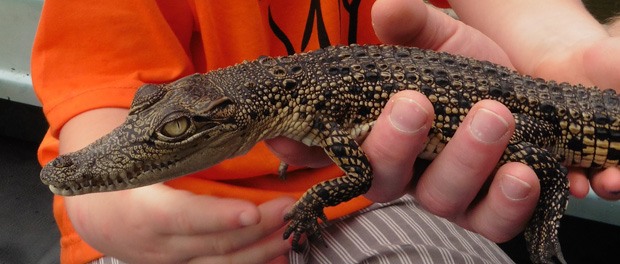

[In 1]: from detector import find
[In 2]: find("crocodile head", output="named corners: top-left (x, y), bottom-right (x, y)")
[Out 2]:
top-left (40, 74), bottom-right (253, 195)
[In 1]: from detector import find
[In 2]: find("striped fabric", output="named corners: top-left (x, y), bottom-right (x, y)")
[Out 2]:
top-left (289, 195), bottom-right (513, 264)
top-left (92, 195), bottom-right (513, 264)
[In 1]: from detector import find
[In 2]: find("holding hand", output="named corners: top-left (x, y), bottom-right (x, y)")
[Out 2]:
top-left (269, 0), bottom-right (620, 246)
top-left (60, 108), bottom-right (294, 264)
top-left (448, 0), bottom-right (620, 200)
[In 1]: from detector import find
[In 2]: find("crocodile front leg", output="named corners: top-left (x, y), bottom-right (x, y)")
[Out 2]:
top-left (283, 120), bottom-right (373, 251)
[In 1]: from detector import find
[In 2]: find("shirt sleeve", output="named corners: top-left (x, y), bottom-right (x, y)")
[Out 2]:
top-left (32, 0), bottom-right (196, 138)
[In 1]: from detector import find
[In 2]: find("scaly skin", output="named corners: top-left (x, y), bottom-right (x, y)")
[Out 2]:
top-left (40, 44), bottom-right (620, 264)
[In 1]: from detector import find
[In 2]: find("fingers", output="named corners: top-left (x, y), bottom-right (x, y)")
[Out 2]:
top-left (362, 93), bottom-right (539, 242)
top-left (173, 197), bottom-right (294, 261)
top-left (589, 167), bottom-right (620, 200)
top-left (414, 100), bottom-right (515, 218)
top-left (567, 164), bottom-right (620, 201)
top-left (188, 226), bottom-right (291, 264)
top-left (410, 100), bottom-right (543, 242)
top-left (371, 0), bottom-right (512, 66)
top-left (68, 184), bottom-right (294, 263)
top-left (462, 162), bottom-right (540, 242)
top-left (140, 184), bottom-right (265, 235)
top-left (567, 169), bottom-right (591, 198)
top-left (370, 0), bottom-right (432, 47)
top-left (267, 90), bottom-right (435, 204)
top-left (363, 91), bottom-right (434, 202)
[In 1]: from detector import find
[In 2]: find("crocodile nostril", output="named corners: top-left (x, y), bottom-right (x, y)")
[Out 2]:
top-left (52, 155), bottom-right (74, 168)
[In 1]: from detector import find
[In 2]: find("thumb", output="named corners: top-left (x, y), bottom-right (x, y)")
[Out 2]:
top-left (371, 0), bottom-right (512, 67)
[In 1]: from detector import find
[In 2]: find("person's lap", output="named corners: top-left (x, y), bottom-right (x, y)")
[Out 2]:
top-left (92, 195), bottom-right (513, 264)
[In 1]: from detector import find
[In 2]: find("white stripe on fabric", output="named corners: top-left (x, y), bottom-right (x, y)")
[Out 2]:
top-left (319, 222), bottom-right (358, 263)
top-left (333, 220), bottom-right (383, 262)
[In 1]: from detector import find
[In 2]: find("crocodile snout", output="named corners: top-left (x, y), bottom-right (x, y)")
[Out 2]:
top-left (51, 155), bottom-right (74, 168)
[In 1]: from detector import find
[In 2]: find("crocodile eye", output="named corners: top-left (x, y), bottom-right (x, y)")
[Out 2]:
top-left (161, 117), bottom-right (190, 137)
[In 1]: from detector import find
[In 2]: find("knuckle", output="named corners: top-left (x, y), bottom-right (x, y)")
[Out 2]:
top-left (142, 248), bottom-right (179, 264)
top-left (207, 236), bottom-right (238, 255)
top-left (172, 213), bottom-right (196, 235)
top-left (417, 187), bottom-right (462, 220)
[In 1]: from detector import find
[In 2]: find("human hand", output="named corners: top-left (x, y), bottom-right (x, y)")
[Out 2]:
top-left (447, 0), bottom-right (620, 200)
top-left (364, 93), bottom-right (541, 243)
top-left (60, 108), bottom-right (293, 264)
top-left (266, 0), bottom-right (542, 243)
top-left (370, 0), bottom-right (545, 242)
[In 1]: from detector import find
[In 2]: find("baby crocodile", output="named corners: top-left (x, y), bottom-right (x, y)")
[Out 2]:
top-left (40, 44), bottom-right (619, 264)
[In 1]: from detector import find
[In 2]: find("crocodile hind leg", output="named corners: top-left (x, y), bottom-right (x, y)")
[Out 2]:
top-left (503, 141), bottom-right (570, 264)
top-left (504, 113), bottom-right (570, 263)
top-left (283, 121), bottom-right (373, 251)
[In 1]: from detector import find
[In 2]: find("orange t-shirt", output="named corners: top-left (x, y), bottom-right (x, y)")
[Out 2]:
top-left (33, 0), bottom-right (387, 263)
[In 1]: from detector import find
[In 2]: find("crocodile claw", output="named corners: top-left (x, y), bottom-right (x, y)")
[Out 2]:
top-left (283, 202), bottom-right (328, 252)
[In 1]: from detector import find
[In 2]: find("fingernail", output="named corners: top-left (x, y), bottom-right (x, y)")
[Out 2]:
top-left (501, 174), bottom-right (532, 201)
top-left (239, 211), bottom-right (259, 226)
top-left (389, 98), bottom-right (428, 134)
top-left (469, 109), bottom-right (509, 143)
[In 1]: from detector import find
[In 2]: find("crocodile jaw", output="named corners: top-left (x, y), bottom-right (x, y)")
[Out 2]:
top-left (40, 119), bottom-right (246, 196)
